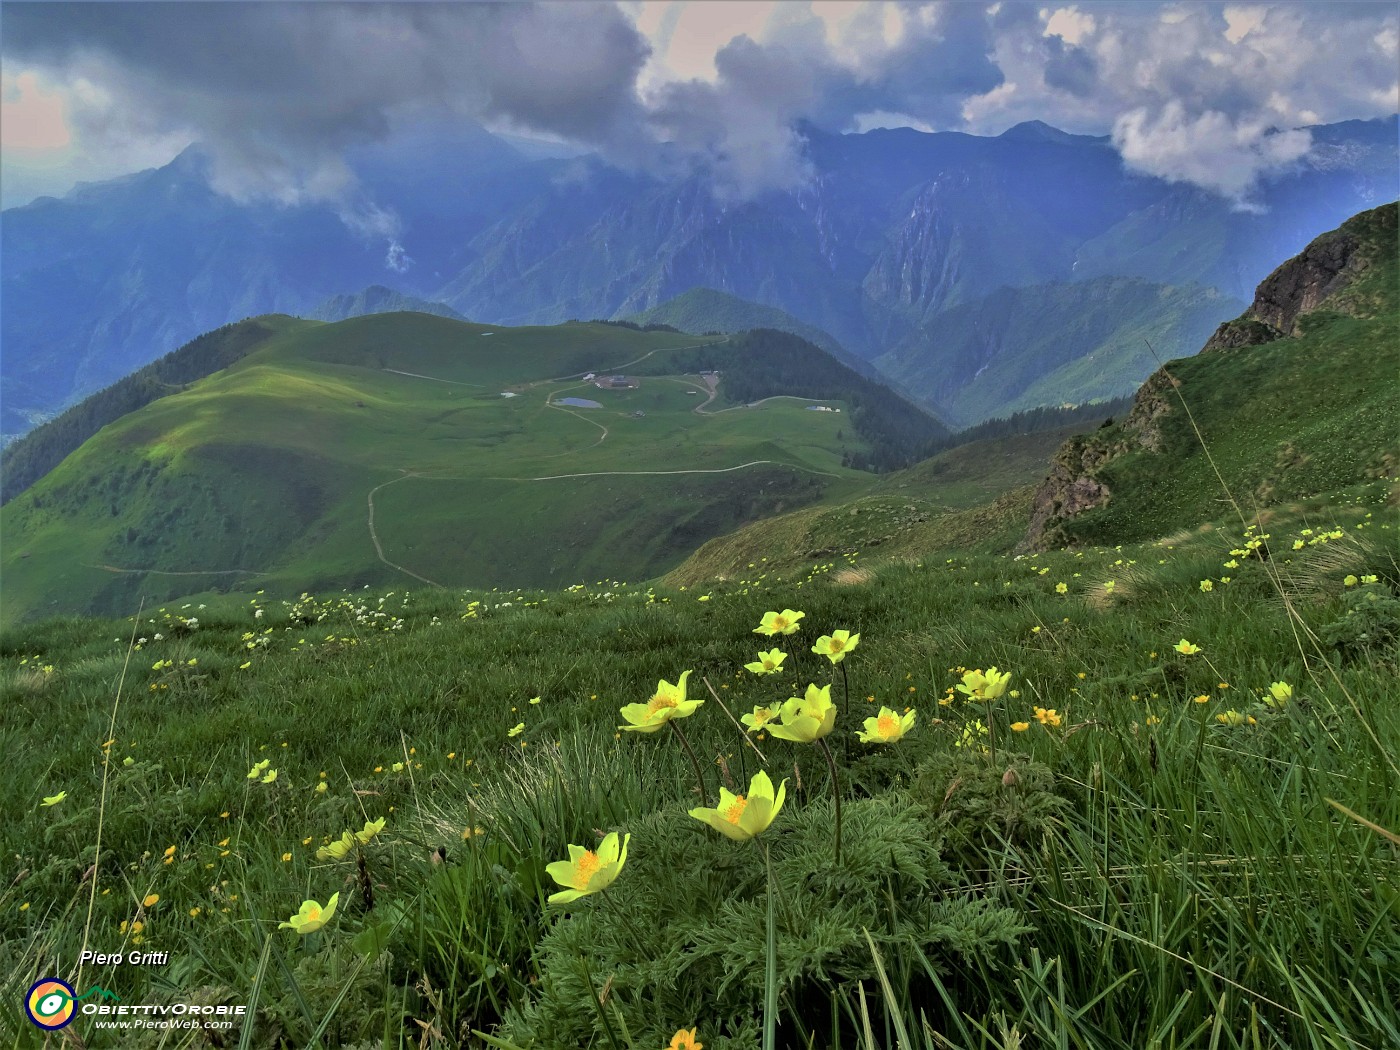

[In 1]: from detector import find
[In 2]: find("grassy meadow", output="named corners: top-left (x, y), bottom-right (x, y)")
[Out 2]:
top-left (0, 317), bottom-right (886, 623)
top-left (3, 480), bottom-right (1397, 1048)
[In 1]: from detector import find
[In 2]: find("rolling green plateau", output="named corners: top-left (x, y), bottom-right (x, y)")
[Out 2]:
top-left (0, 316), bottom-right (947, 625)
top-left (2, 205), bottom-right (1398, 1050)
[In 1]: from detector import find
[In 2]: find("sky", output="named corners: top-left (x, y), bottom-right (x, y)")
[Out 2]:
top-left (1, 1), bottom-right (1396, 209)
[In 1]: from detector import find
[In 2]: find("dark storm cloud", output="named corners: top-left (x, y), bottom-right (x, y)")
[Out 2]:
top-left (2, 2), bottom-right (652, 209)
top-left (2, 2), bottom-right (1395, 210)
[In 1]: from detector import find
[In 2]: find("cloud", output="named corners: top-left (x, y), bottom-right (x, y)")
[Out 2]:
top-left (1, 2), bottom-right (651, 226)
top-left (1113, 102), bottom-right (1312, 207)
top-left (1, 1), bottom-right (1395, 213)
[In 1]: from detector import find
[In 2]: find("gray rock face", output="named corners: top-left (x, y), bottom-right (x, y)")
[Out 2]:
top-left (1246, 226), bottom-right (1371, 335)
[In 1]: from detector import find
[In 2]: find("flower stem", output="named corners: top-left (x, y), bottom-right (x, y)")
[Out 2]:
top-left (817, 737), bottom-right (842, 865)
top-left (669, 720), bottom-right (708, 807)
top-left (762, 840), bottom-right (778, 1050)
top-left (838, 660), bottom-right (852, 762)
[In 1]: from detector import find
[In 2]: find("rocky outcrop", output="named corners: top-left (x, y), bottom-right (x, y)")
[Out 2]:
top-left (1201, 317), bottom-right (1282, 352)
top-left (1024, 437), bottom-right (1113, 550)
top-left (1022, 369), bottom-right (1176, 549)
top-left (1021, 202), bottom-right (1396, 551)
top-left (1245, 223), bottom-right (1372, 335)
top-left (1203, 205), bottom-right (1394, 351)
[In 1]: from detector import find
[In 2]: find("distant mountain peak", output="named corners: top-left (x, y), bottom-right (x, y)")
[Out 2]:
top-left (998, 120), bottom-right (1107, 145)
top-left (309, 286), bottom-right (465, 323)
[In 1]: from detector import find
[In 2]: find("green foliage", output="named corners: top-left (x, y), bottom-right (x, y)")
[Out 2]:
top-left (502, 799), bottom-right (1026, 1050)
top-left (912, 751), bottom-right (1070, 864)
top-left (1321, 587), bottom-right (1400, 661)
top-left (1, 316), bottom-right (900, 623)
top-left (921, 397), bottom-right (1132, 458)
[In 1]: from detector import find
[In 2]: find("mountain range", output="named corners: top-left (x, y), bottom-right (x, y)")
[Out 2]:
top-left (3, 116), bottom-right (1394, 439)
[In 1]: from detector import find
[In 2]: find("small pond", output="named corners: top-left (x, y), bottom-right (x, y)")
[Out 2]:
top-left (555, 397), bottom-right (603, 408)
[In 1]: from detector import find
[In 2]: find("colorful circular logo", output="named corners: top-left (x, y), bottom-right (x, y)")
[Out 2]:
top-left (26, 978), bottom-right (77, 1030)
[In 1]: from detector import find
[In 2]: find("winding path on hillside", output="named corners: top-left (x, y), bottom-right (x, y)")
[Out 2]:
top-left (540, 400), bottom-right (611, 457)
top-left (366, 473), bottom-right (446, 588)
top-left (91, 565), bottom-right (266, 577)
top-left (382, 368), bottom-right (481, 387)
top-left (699, 394), bottom-right (834, 415)
top-left (508, 459), bottom-right (841, 482)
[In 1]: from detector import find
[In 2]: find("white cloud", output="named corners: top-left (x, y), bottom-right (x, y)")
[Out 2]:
top-left (1043, 6), bottom-right (1096, 46)
top-left (1223, 6), bottom-right (1267, 45)
top-left (1113, 102), bottom-right (1312, 207)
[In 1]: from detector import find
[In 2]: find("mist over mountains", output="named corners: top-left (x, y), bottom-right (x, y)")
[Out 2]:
top-left (2, 115), bottom-right (1395, 437)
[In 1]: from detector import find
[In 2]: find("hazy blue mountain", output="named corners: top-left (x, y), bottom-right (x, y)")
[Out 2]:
top-left (0, 123), bottom-right (554, 437)
top-left (876, 278), bottom-right (1245, 427)
top-left (3, 115), bottom-right (1393, 437)
top-left (309, 286), bottom-right (465, 323)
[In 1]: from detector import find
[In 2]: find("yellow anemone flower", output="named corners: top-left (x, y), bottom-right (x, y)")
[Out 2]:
top-left (740, 704), bottom-right (782, 732)
top-left (753, 609), bottom-right (805, 636)
top-left (1174, 639), bottom-right (1201, 655)
top-left (1010, 721), bottom-right (1031, 732)
top-left (956, 666), bottom-right (1011, 701)
top-left (689, 770), bottom-right (786, 841)
top-left (767, 683), bottom-right (837, 743)
top-left (40, 791), bottom-right (67, 807)
top-left (1266, 681), bottom-right (1292, 707)
top-left (260, 769), bottom-right (278, 784)
top-left (744, 649), bottom-right (788, 675)
top-left (618, 671), bottom-right (700, 733)
top-left (355, 817), bottom-right (386, 845)
top-left (856, 707), bottom-right (916, 744)
top-left (1215, 709), bottom-right (1256, 726)
top-left (545, 831), bottom-right (630, 904)
top-left (1033, 707), bottom-right (1062, 727)
top-left (667, 1028), bottom-right (703, 1050)
top-left (812, 629), bottom-right (860, 664)
top-left (278, 892), bottom-right (339, 935)
top-left (315, 831), bottom-right (357, 861)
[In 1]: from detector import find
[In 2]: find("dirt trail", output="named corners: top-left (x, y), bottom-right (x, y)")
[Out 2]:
top-left (515, 460), bottom-right (840, 482)
top-left (699, 394), bottom-right (831, 415)
top-left (366, 473), bottom-right (446, 587)
top-left (541, 399), bottom-right (610, 456)
top-left (382, 368), bottom-right (481, 386)
top-left (92, 565), bottom-right (265, 577)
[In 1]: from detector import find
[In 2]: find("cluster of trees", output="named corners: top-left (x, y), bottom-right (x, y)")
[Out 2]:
top-left (576, 319), bottom-right (681, 333)
top-left (919, 397), bottom-right (1135, 460)
top-left (1, 318), bottom-right (281, 504)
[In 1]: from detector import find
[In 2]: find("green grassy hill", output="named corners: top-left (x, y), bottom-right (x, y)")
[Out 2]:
top-left (1, 315), bottom-right (946, 624)
top-left (665, 423), bottom-right (1099, 586)
top-left (626, 287), bottom-right (850, 360)
top-left (1028, 203), bottom-right (1399, 549)
top-left (0, 315), bottom-right (313, 503)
